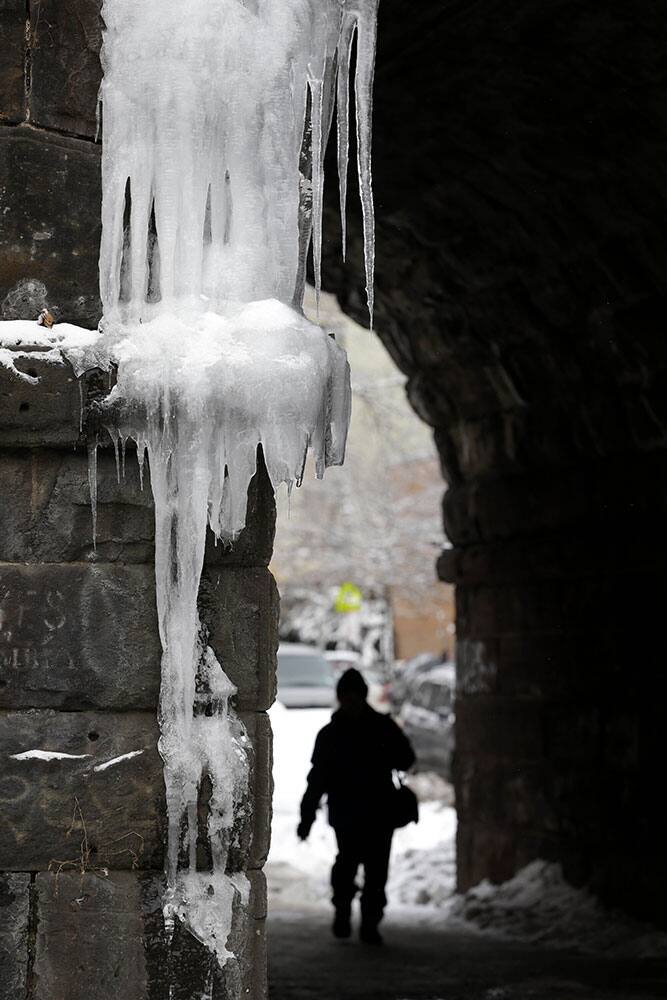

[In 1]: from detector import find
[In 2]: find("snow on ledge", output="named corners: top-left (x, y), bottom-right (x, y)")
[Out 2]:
top-left (93, 749), bottom-right (144, 772)
top-left (9, 750), bottom-right (92, 762)
top-left (0, 320), bottom-right (103, 381)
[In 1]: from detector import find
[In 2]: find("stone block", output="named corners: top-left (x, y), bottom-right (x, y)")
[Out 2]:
top-left (0, 0), bottom-right (24, 124)
top-left (455, 696), bottom-right (544, 760)
top-left (0, 441), bottom-right (275, 566)
top-left (0, 448), bottom-right (154, 564)
top-left (0, 563), bottom-right (161, 711)
top-left (0, 709), bottom-right (165, 870)
top-left (246, 712), bottom-right (272, 870)
top-left (32, 869), bottom-right (266, 1000)
top-left (0, 563), bottom-right (276, 712)
top-left (0, 127), bottom-right (101, 327)
top-left (0, 708), bottom-right (269, 872)
top-left (200, 568), bottom-right (279, 713)
top-left (0, 349), bottom-right (84, 448)
top-left (0, 872), bottom-right (30, 1000)
top-left (457, 756), bottom-right (558, 832)
top-left (204, 455), bottom-right (277, 568)
top-left (29, 0), bottom-right (103, 139)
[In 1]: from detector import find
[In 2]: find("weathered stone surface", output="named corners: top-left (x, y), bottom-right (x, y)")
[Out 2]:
top-left (0, 709), bottom-right (165, 870)
top-left (201, 568), bottom-right (279, 713)
top-left (0, 440), bottom-right (275, 565)
top-left (0, 563), bottom-right (160, 710)
top-left (204, 455), bottom-right (277, 569)
top-left (441, 454), bottom-right (667, 548)
top-left (0, 126), bottom-right (101, 327)
top-left (0, 449), bottom-right (154, 563)
top-left (0, 563), bottom-right (277, 712)
top-left (0, 872), bottom-right (30, 1000)
top-left (246, 712), bottom-right (272, 870)
top-left (33, 870), bottom-right (266, 1000)
top-left (0, 0), bottom-right (24, 125)
top-left (0, 350), bottom-right (84, 447)
top-left (33, 871), bottom-right (148, 1000)
top-left (0, 708), bottom-right (269, 872)
top-left (29, 0), bottom-right (103, 139)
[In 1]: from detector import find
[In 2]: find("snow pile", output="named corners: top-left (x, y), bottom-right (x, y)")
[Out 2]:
top-left (388, 800), bottom-right (457, 907)
top-left (445, 860), bottom-right (667, 959)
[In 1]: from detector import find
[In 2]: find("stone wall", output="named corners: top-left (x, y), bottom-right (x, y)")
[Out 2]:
top-left (0, 348), bottom-right (277, 998)
top-left (1, 0), bottom-right (102, 326)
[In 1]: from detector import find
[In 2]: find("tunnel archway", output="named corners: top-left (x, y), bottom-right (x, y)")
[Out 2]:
top-left (319, 0), bottom-right (667, 924)
top-left (1, 0), bottom-right (664, 949)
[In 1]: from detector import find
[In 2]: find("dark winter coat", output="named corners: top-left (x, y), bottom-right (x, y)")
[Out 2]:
top-left (299, 704), bottom-right (416, 833)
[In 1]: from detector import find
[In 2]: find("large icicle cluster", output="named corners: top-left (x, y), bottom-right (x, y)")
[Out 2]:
top-left (96, 0), bottom-right (379, 968)
top-left (100, 0), bottom-right (378, 321)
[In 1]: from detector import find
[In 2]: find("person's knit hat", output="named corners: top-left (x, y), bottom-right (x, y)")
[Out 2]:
top-left (336, 667), bottom-right (368, 700)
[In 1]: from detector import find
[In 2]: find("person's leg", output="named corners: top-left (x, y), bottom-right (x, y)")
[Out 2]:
top-left (331, 826), bottom-right (362, 938)
top-left (359, 826), bottom-right (393, 943)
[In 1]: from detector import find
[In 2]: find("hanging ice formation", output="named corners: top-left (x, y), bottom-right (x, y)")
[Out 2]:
top-left (96, 0), bottom-right (380, 968)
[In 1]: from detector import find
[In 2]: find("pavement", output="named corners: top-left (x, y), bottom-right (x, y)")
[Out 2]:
top-left (267, 905), bottom-right (667, 1000)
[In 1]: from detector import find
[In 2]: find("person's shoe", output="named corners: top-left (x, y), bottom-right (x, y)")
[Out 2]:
top-left (332, 910), bottom-right (352, 939)
top-left (359, 923), bottom-right (383, 945)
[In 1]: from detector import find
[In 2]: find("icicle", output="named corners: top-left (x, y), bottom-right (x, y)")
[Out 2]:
top-left (78, 379), bottom-right (85, 433)
top-left (309, 75), bottom-right (324, 315)
top-left (336, 15), bottom-right (355, 262)
top-left (353, 0), bottom-right (379, 326)
top-left (109, 427), bottom-right (121, 484)
top-left (137, 442), bottom-right (146, 491)
top-left (120, 433), bottom-right (127, 480)
top-left (99, 0), bottom-right (378, 323)
top-left (87, 437), bottom-right (98, 551)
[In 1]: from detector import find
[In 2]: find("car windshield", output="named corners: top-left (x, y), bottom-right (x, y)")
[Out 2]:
top-left (278, 652), bottom-right (334, 688)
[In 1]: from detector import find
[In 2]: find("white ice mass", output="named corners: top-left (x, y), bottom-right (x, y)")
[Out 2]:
top-left (93, 0), bottom-right (378, 969)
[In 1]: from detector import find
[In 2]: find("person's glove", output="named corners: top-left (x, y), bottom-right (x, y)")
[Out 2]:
top-left (296, 820), bottom-right (312, 841)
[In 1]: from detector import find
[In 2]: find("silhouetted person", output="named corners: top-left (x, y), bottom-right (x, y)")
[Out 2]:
top-left (297, 667), bottom-right (416, 944)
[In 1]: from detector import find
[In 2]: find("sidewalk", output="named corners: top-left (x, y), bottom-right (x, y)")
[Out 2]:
top-left (268, 905), bottom-right (667, 1000)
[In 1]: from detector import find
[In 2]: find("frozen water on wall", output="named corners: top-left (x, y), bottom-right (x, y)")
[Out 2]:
top-left (99, 0), bottom-right (378, 321)
top-left (92, 0), bottom-right (379, 970)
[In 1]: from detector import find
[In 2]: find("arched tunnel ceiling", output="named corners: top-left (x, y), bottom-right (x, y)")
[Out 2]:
top-left (322, 0), bottom-right (667, 487)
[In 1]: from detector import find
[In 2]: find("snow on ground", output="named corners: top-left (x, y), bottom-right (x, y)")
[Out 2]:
top-left (267, 704), bottom-right (667, 958)
top-left (445, 860), bottom-right (667, 959)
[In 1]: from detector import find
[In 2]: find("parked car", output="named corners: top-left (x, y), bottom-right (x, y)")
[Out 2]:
top-left (323, 650), bottom-right (392, 714)
top-left (389, 652), bottom-right (445, 710)
top-left (397, 662), bottom-right (455, 779)
top-left (276, 643), bottom-right (336, 708)
top-left (324, 649), bottom-right (361, 675)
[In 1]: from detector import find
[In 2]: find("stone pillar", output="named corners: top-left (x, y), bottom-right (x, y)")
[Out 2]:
top-left (438, 449), bottom-right (667, 925)
top-left (0, 348), bottom-right (278, 998)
